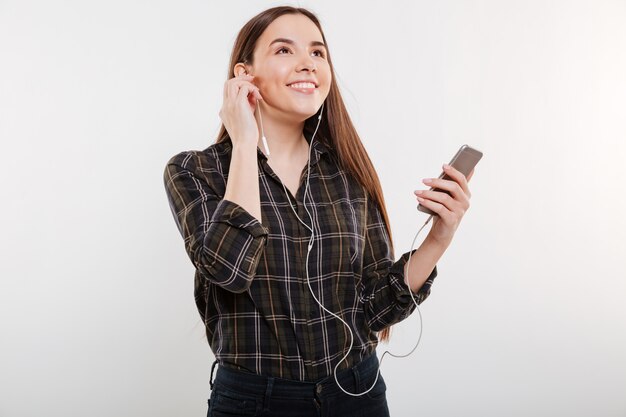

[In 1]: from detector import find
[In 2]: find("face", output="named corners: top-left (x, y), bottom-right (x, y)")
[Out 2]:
top-left (236, 14), bottom-right (331, 121)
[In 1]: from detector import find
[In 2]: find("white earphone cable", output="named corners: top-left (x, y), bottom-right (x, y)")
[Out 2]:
top-left (257, 99), bottom-right (433, 396)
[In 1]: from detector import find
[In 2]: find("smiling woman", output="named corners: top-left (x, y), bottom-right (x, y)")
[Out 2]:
top-left (162, 5), bottom-right (466, 417)
top-left (230, 13), bottom-right (332, 133)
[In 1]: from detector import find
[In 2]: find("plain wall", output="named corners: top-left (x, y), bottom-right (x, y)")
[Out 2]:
top-left (1, 0), bottom-right (624, 416)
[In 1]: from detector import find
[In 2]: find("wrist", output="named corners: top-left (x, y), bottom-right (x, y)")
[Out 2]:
top-left (425, 232), bottom-right (451, 251)
top-left (232, 140), bottom-right (258, 152)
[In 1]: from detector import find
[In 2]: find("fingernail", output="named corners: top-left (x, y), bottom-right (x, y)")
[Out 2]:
top-left (443, 164), bottom-right (451, 169)
top-left (423, 178), bottom-right (432, 184)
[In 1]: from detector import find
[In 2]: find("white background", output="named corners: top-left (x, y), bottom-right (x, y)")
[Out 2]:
top-left (1, 1), bottom-right (625, 416)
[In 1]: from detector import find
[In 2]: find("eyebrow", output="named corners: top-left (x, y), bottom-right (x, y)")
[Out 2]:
top-left (268, 38), bottom-right (326, 50)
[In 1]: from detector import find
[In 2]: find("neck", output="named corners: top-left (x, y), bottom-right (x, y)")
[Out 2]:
top-left (255, 104), bottom-right (308, 161)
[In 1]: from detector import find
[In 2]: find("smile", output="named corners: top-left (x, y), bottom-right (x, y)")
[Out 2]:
top-left (287, 83), bottom-right (317, 94)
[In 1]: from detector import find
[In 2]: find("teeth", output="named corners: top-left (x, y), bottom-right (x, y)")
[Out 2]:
top-left (289, 82), bottom-right (315, 89)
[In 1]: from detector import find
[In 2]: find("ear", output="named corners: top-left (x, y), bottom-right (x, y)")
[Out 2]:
top-left (233, 63), bottom-right (249, 77)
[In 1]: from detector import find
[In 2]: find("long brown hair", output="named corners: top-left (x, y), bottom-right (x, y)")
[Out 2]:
top-left (216, 6), bottom-right (397, 343)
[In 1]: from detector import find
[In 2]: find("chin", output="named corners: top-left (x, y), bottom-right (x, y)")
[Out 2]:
top-left (289, 104), bottom-right (321, 120)
top-left (264, 97), bottom-right (322, 121)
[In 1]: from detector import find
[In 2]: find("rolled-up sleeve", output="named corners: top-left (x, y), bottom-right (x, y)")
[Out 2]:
top-left (163, 154), bottom-right (268, 293)
top-left (360, 198), bottom-right (437, 332)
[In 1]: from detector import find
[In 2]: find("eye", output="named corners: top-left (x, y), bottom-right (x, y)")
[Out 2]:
top-left (276, 46), bottom-right (325, 58)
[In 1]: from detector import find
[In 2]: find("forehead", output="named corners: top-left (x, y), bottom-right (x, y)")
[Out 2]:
top-left (256, 14), bottom-right (324, 48)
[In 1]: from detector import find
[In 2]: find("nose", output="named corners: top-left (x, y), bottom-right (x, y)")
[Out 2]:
top-left (297, 55), bottom-right (317, 73)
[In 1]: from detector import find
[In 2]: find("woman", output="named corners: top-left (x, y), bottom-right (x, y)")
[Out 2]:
top-left (163, 6), bottom-right (473, 417)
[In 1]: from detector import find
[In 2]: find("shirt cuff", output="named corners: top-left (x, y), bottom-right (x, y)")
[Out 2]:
top-left (211, 199), bottom-right (269, 240)
top-left (389, 249), bottom-right (438, 305)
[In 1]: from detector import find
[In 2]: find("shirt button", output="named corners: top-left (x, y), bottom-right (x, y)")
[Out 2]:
top-left (316, 384), bottom-right (323, 394)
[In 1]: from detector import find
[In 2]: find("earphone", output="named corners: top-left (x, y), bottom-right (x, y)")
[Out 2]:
top-left (241, 69), bottom-right (272, 156)
top-left (246, 69), bottom-right (435, 396)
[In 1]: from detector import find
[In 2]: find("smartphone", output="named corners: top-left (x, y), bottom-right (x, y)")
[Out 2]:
top-left (417, 144), bottom-right (483, 215)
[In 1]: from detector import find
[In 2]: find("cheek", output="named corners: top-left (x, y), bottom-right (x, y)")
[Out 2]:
top-left (256, 81), bottom-right (281, 96)
top-left (321, 81), bottom-right (332, 97)
top-left (320, 72), bottom-right (332, 93)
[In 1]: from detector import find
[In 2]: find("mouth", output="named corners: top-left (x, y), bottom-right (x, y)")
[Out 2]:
top-left (286, 82), bottom-right (318, 94)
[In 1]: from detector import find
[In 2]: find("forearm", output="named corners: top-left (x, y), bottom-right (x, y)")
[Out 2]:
top-left (223, 144), bottom-right (262, 222)
top-left (404, 234), bottom-right (448, 293)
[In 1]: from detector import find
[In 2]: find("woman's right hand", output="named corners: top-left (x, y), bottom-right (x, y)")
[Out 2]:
top-left (218, 73), bottom-right (263, 149)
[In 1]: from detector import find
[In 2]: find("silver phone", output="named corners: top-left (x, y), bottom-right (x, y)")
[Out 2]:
top-left (417, 144), bottom-right (483, 215)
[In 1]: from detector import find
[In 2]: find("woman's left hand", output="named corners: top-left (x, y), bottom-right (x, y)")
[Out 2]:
top-left (414, 164), bottom-right (474, 247)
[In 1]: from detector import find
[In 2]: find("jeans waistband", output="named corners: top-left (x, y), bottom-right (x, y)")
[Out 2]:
top-left (210, 353), bottom-right (380, 399)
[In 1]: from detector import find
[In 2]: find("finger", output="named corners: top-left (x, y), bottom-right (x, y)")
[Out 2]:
top-left (236, 76), bottom-right (261, 100)
top-left (236, 82), bottom-right (260, 105)
top-left (415, 189), bottom-right (458, 213)
top-left (442, 164), bottom-right (471, 195)
top-left (248, 83), bottom-right (263, 101)
top-left (416, 196), bottom-right (451, 219)
top-left (229, 84), bottom-right (258, 105)
top-left (421, 176), bottom-right (464, 201)
top-left (226, 74), bottom-right (254, 101)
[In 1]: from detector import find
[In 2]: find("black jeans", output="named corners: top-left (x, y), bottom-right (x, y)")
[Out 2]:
top-left (207, 353), bottom-right (390, 417)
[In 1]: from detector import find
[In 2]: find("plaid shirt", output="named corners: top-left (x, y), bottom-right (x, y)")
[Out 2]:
top-left (163, 136), bottom-right (437, 382)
